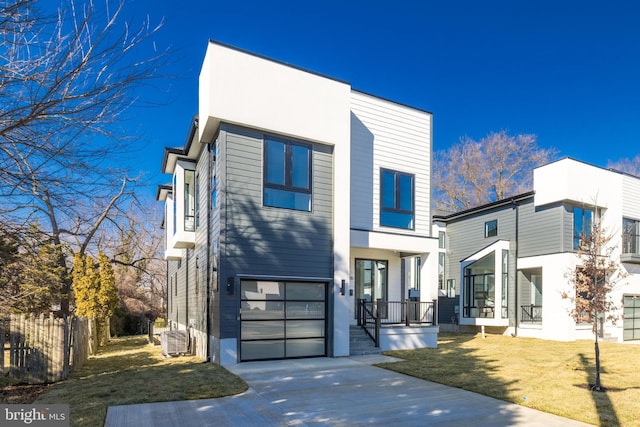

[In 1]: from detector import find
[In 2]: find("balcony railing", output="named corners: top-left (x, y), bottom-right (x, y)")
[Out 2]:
top-left (356, 299), bottom-right (438, 347)
top-left (520, 304), bottom-right (542, 323)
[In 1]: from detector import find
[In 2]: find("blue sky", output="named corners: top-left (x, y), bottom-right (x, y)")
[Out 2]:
top-left (124, 0), bottom-right (640, 197)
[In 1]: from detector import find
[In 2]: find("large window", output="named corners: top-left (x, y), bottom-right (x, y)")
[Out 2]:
top-left (264, 138), bottom-right (312, 211)
top-left (623, 218), bottom-right (640, 255)
top-left (573, 207), bottom-right (593, 250)
top-left (463, 252), bottom-right (495, 318)
top-left (380, 169), bottom-right (414, 229)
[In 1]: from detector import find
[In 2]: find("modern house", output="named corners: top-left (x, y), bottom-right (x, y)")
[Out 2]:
top-left (435, 158), bottom-right (640, 342)
top-left (157, 41), bottom-right (439, 365)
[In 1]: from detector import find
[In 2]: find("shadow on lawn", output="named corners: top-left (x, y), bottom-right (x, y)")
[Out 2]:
top-left (578, 353), bottom-right (620, 427)
top-left (380, 332), bottom-right (519, 425)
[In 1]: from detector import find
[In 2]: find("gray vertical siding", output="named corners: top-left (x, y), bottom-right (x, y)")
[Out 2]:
top-left (217, 124), bottom-right (334, 339)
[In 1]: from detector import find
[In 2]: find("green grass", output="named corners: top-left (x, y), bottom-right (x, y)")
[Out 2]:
top-left (35, 336), bottom-right (248, 427)
top-left (380, 333), bottom-right (640, 427)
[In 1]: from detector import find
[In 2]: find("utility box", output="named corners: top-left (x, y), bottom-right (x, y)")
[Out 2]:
top-left (161, 330), bottom-right (189, 356)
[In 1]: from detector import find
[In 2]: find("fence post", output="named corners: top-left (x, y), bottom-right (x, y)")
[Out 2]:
top-left (433, 299), bottom-right (439, 326)
top-left (405, 301), bottom-right (410, 327)
top-left (356, 299), bottom-right (362, 326)
top-left (375, 299), bottom-right (381, 348)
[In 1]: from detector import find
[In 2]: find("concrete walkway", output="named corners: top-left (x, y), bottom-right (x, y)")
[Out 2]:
top-left (104, 356), bottom-right (593, 426)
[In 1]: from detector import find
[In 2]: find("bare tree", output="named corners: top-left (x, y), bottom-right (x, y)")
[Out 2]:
top-left (608, 155), bottom-right (640, 177)
top-left (563, 216), bottom-right (626, 391)
top-left (433, 131), bottom-right (557, 213)
top-left (89, 207), bottom-right (166, 334)
top-left (0, 0), bottom-right (168, 315)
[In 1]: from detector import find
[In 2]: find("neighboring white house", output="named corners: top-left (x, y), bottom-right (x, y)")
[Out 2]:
top-left (157, 40), bottom-right (439, 365)
top-left (435, 157), bottom-right (640, 342)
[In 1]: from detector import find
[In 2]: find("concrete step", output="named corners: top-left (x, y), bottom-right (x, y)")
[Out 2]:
top-left (349, 326), bottom-right (381, 356)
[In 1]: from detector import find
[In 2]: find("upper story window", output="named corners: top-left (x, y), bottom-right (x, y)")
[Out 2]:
top-left (573, 207), bottom-right (593, 250)
top-left (438, 231), bottom-right (445, 248)
top-left (485, 220), bottom-right (498, 238)
top-left (184, 169), bottom-right (195, 232)
top-left (264, 138), bottom-right (312, 211)
top-left (211, 144), bottom-right (218, 209)
top-left (623, 218), bottom-right (640, 255)
top-left (195, 172), bottom-right (200, 229)
top-left (380, 169), bottom-right (414, 229)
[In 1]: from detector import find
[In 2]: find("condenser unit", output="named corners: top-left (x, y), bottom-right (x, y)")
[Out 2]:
top-left (161, 330), bottom-right (189, 356)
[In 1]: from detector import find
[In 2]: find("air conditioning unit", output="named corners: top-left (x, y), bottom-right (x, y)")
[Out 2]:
top-left (161, 330), bottom-right (189, 356)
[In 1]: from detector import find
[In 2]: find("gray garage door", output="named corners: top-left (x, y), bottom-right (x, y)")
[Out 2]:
top-left (240, 280), bottom-right (327, 361)
top-left (623, 294), bottom-right (640, 341)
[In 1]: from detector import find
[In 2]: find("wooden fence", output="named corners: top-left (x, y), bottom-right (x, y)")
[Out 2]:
top-left (0, 314), bottom-right (90, 384)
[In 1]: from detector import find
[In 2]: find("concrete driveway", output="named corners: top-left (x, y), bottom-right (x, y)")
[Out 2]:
top-left (104, 355), bottom-right (592, 426)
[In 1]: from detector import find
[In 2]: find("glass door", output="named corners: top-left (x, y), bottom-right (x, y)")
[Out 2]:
top-left (355, 259), bottom-right (388, 316)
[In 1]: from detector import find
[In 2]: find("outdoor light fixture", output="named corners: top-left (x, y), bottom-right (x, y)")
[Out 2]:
top-left (226, 278), bottom-right (234, 295)
top-left (340, 279), bottom-right (346, 296)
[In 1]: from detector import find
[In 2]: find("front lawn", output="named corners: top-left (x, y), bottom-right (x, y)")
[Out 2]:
top-left (34, 336), bottom-right (247, 427)
top-left (380, 333), bottom-right (640, 427)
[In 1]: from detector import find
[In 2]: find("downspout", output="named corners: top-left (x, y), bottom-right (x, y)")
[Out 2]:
top-left (205, 142), bottom-right (212, 362)
top-left (513, 198), bottom-right (519, 337)
top-left (185, 248), bottom-right (189, 331)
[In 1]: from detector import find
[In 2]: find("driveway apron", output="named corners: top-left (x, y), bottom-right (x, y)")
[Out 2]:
top-left (104, 355), bottom-right (592, 426)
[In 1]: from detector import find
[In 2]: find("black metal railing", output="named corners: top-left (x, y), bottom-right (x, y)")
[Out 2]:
top-left (356, 299), bottom-right (439, 347)
top-left (520, 304), bottom-right (542, 323)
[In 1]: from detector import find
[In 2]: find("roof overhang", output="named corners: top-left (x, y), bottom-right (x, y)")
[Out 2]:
top-left (161, 115), bottom-right (201, 174)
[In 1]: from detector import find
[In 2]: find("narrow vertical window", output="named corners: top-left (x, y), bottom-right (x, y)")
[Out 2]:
top-left (211, 144), bottom-right (218, 209)
top-left (502, 250), bottom-right (509, 318)
top-left (172, 175), bottom-right (177, 236)
top-left (415, 256), bottom-right (421, 291)
top-left (438, 231), bottom-right (445, 249)
top-left (184, 169), bottom-right (195, 232)
top-left (195, 172), bottom-right (200, 229)
top-left (438, 252), bottom-right (445, 290)
top-left (573, 207), bottom-right (593, 250)
top-left (623, 218), bottom-right (640, 254)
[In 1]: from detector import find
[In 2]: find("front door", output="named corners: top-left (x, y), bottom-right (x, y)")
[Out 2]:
top-left (355, 259), bottom-right (388, 315)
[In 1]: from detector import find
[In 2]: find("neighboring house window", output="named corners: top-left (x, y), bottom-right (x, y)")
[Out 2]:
top-left (485, 220), bottom-right (498, 238)
top-left (184, 169), bottom-right (195, 232)
top-left (573, 207), bottom-right (594, 250)
top-left (195, 172), bottom-right (200, 229)
top-left (172, 175), bottom-right (177, 236)
top-left (415, 256), bottom-right (421, 291)
top-left (438, 253), bottom-right (445, 290)
top-left (623, 218), bottom-right (640, 254)
top-left (446, 278), bottom-right (456, 298)
top-left (501, 250), bottom-right (509, 318)
top-left (439, 231), bottom-right (445, 248)
top-left (380, 169), bottom-right (414, 229)
top-left (264, 138), bottom-right (312, 211)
